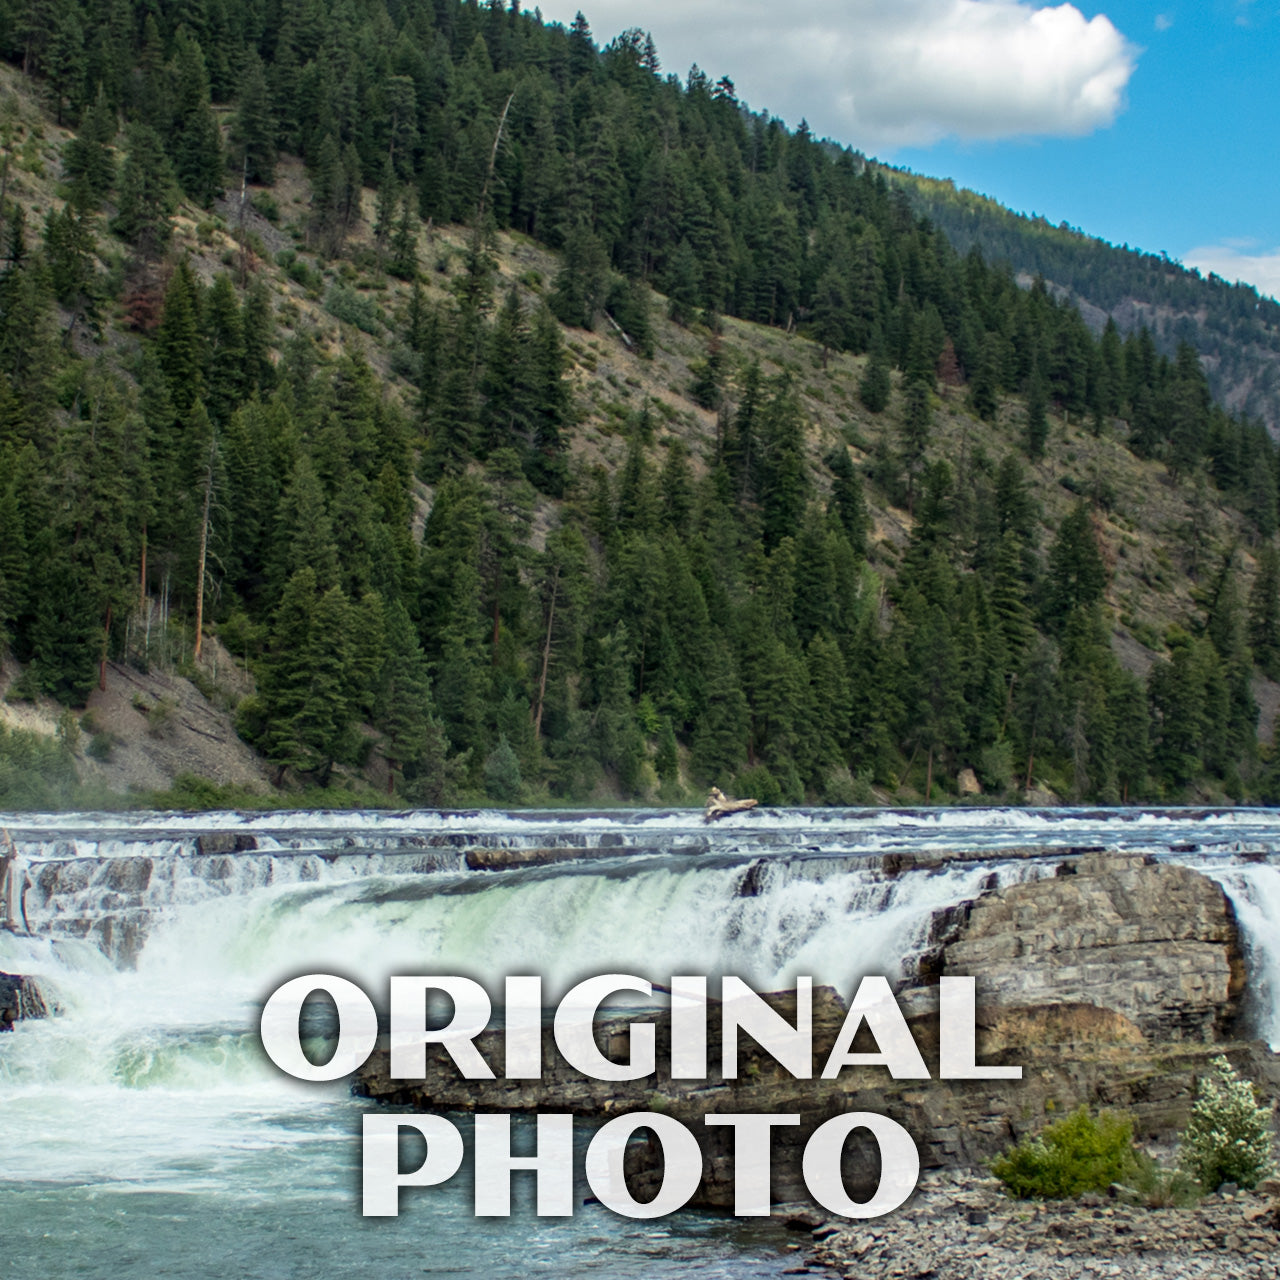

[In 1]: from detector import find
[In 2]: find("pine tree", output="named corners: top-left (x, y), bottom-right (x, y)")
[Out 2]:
top-left (1025, 371), bottom-right (1049, 461)
top-left (110, 124), bottom-right (178, 256)
top-left (370, 598), bottom-right (436, 786)
top-left (826, 447), bottom-right (869, 557)
top-left (548, 223), bottom-right (609, 328)
top-left (968, 332), bottom-right (1000, 421)
top-left (758, 376), bottom-right (808, 550)
top-left (688, 336), bottom-right (725, 410)
top-left (1044, 503), bottom-right (1107, 631)
top-left (690, 638), bottom-right (748, 783)
top-left (156, 260), bottom-right (204, 415)
top-left (63, 93), bottom-right (116, 210)
top-left (483, 733), bottom-right (523, 802)
top-left (900, 378), bottom-right (933, 514)
top-left (204, 274), bottom-right (245, 426)
top-left (171, 31), bottom-right (224, 207)
top-left (389, 191), bottom-right (420, 280)
top-left (1249, 545), bottom-right (1280, 680)
top-left (858, 347), bottom-right (892, 413)
top-left (230, 50), bottom-right (277, 185)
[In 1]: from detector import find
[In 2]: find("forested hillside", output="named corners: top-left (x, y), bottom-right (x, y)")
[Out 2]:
top-left (2, 0), bottom-right (1280, 809)
top-left (889, 169), bottom-right (1280, 435)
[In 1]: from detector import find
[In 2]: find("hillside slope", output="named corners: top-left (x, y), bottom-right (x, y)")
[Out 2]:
top-left (2, 8), bottom-right (1280, 810)
top-left (887, 167), bottom-right (1280, 435)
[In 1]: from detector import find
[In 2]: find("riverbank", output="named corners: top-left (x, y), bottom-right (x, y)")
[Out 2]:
top-left (789, 1169), bottom-right (1280, 1279)
top-left (5, 810), bottom-right (1279, 1280)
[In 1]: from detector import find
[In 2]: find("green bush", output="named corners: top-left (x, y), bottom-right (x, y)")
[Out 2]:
top-left (0, 723), bottom-right (80, 807)
top-left (991, 1108), bottom-right (1138, 1199)
top-left (1178, 1056), bottom-right (1275, 1191)
top-left (731, 764), bottom-right (781, 807)
top-left (483, 735), bottom-right (522, 804)
top-left (324, 282), bottom-right (382, 334)
top-left (1127, 1151), bottom-right (1202, 1207)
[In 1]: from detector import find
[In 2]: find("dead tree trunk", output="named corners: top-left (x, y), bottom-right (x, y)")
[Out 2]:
top-left (98, 602), bottom-right (112, 692)
top-left (704, 787), bottom-right (759, 822)
top-left (532, 568), bottom-right (559, 739)
top-left (193, 439), bottom-right (216, 662)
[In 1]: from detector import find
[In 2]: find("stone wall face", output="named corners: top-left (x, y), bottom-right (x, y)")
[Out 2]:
top-left (0, 971), bottom-right (53, 1027)
top-left (941, 852), bottom-right (1246, 1043)
top-left (355, 849), bottom-right (1278, 1207)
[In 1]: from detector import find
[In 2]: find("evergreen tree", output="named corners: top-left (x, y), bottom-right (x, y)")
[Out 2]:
top-left (826, 447), bottom-right (869, 557)
top-left (858, 347), bottom-right (891, 413)
top-left (1249, 545), bottom-right (1280, 680)
top-left (230, 50), bottom-right (277, 185)
top-left (1025, 371), bottom-right (1049, 461)
top-left (63, 93), bottom-right (116, 210)
top-left (968, 332), bottom-right (1000, 421)
top-left (110, 123), bottom-right (178, 256)
top-left (1044, 503), bottom-right (1107, 631)
top-left (171, 31), bottom-right (224, 206)
top-left (484, 734), bottom-right (523, 802)
top-left (900, 378), bottom-right (932, 514)
top-left (548, 223), bottom-right (609, 328)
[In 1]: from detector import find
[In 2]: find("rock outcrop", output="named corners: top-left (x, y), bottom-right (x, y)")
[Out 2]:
top-left (927, 852), bottom-right (1246, 1043)
top-left (355, 850), bottom-right (1278, 1208)
top-left (0, 971), bottom-right (53, 1029)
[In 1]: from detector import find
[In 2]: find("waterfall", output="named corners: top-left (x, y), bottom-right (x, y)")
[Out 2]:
top-left (1202, 863), bottom-right (1280, 1050)
top-left (3, 807), bottom-right (1278, 1279)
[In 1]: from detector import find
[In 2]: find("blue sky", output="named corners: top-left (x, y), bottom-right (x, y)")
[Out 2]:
top-left (539, 1), bottom-right (1280, 298)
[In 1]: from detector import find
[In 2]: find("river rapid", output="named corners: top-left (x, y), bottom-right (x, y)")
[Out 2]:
top-left (2, 806), bottom-right (1278, 1279)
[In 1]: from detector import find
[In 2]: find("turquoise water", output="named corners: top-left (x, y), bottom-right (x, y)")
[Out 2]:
top-left (3, 807), bottom-right (1279, 1278)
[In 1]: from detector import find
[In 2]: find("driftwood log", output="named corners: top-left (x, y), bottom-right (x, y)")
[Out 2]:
top-left (704, 786), bottom-right (759, 822)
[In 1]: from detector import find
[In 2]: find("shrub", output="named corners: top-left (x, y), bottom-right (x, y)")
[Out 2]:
top-left (991, 1108), bottom-right (1138, 1199)
top-left (483, 735), bottom-right (522, 804)
top-left (323, 283), bottom-right (382, 334)
top-left (250, 192), bottom-right (280, 223)
top-left (731, 764), bottom-right (781, 807)
top-left (1127, 1152), bottom-right (1202, 1207)
top-left (1178, 1056), bottom-right (1275, 1191)
top-left (978, 740), bottom-right (1015, 792)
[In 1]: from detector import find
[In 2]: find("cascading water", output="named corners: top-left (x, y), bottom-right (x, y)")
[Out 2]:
top-left (3, 806), bottom-right (1279, 1279)
top-left (1196, 862), bottom-right (1280, 1051)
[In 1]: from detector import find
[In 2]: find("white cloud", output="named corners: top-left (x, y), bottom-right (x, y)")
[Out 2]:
top-left (1184, 244), bottom-right (1280, 302)
top-left (1154, 12), bottom-right (1173, 30)
top-left (541, 1), bottom-right (1138, 151)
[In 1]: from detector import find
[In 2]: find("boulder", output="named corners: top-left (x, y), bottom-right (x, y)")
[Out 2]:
top-left (195, 832), bottom-right (258, 855)
top-left (936, 851), bottom-right (1245, 1043)
top-left (957, 768), bottom-right (982, 796)
top-left (0, 971), bottom-right (53, 1029)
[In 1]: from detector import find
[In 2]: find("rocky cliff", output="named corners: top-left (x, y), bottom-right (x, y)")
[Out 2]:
top-left (356, 850), bottom-right (1279, 1207)
top-left (0, 970), bottom-right (53, 1030)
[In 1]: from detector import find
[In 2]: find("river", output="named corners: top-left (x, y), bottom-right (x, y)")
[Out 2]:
top-left (2, 806), bottom-right (1278, 1278)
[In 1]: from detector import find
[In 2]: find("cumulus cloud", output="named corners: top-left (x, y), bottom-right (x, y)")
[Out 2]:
top-left (1184, 243), bottom-right (1280, 302)
top-left (542, 0), bottom-right (1138, 151)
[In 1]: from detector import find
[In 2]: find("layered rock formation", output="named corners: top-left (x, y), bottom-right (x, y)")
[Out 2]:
top-left (922, 852), bottom-right (1246, 1042)
top-left (0, 971), bottom-right (53, 1030)
top-left (355, 850), bottom-right (1279, 1207)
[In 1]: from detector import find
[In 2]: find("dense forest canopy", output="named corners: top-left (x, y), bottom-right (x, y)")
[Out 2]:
top-left (888, 169), bottom-right (1280, 435)
top-left (2, 0), bottom-right (1280, 807)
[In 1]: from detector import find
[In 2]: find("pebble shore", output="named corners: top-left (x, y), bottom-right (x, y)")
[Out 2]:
top-left (779, 1170), bottom-right (1280, 1280)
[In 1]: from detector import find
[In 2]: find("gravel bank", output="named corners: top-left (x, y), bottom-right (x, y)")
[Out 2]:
top-left (784, 1169), bottom-right (1279, 1280)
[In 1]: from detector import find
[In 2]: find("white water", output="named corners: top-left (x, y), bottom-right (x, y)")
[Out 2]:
top-left (7, 801), bottom-right (1280, 860)
top-left (1198, 863), bottom-right (1280, 1050)
top-left (3, 807), bottom-right (1279, 1279)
